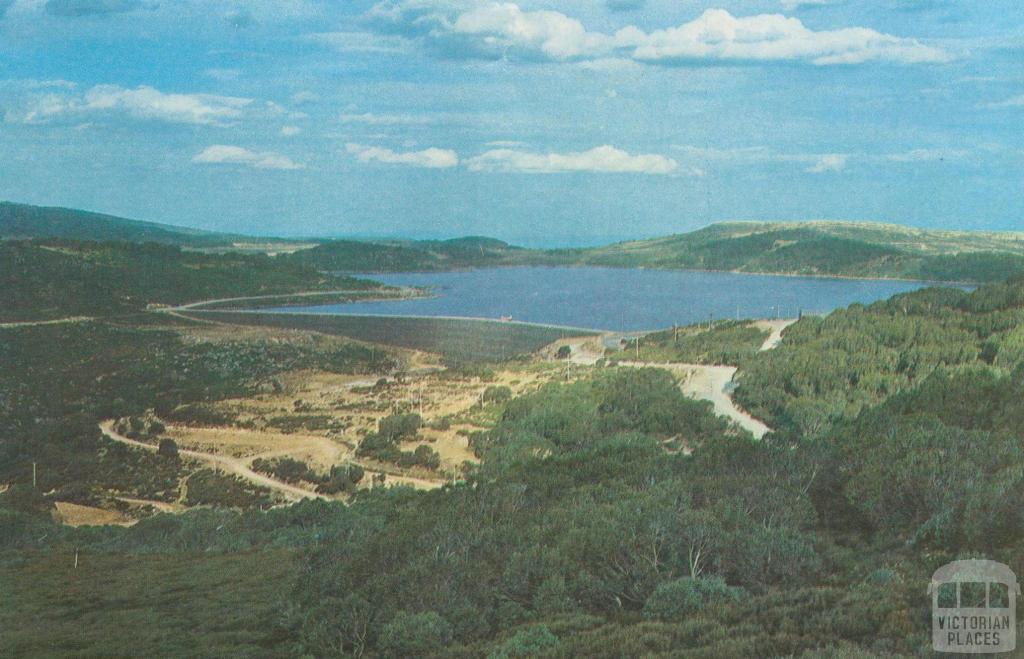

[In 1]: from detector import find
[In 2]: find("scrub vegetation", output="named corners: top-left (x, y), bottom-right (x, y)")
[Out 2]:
top-left (4, 226), bottom-right (1024, 656)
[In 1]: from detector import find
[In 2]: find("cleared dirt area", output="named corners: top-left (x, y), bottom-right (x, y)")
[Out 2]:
top-left (754, 318), bottom-right (798, 351)
top-left (54, 501), bottom-right (133, 527)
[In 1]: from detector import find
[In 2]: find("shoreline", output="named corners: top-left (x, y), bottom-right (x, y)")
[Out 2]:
top-left (328, 263), bottom-right (979, 288)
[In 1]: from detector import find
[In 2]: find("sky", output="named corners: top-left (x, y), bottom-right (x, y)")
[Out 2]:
top-left (0, 0), bottom-right (1021, 246)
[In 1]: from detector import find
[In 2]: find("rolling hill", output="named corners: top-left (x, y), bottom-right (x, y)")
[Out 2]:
top-left (6, 200), bottom-right (1024, 282)
top-left (284, 236), bottom-right (524, 272)
top-left (560, 221), bottom-right (1024, 282)
top-left (0, 202), bottom-right (248, 247)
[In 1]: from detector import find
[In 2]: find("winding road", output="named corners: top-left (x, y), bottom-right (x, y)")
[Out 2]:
top-left (99, 421), bottom-right (327, 502)
top-left (612, 318), bottom-right (796, 439)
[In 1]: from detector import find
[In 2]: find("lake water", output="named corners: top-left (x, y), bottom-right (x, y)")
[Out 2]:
top-left (272, 267), bottom-right (967, 332)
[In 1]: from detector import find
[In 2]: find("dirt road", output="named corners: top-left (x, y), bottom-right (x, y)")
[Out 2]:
top-left (616, 361), bottom-right (772, 439)
top-left (0, 316), bottom-right (94, 329)
top-left (754, 319), bottom-right (797, 352)
top-left (99, 421), bottom-right (327, 502)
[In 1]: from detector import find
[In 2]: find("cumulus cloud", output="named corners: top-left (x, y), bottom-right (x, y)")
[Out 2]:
top-left (192, 145), bottom-right (304, 170)
top-left (805, 154), bottom-right (847, 173)
top-left (83, 85), bottom-right (251, 124)
top-left (44, 0), bottom-right (145, 17)
top-left (280, 125), bottom-right (302, 136)
top-left (5, 84), bottom-right (252, 125)
top-left (365, 2), bottom-right (950, 65)
top-left (346, 143), bottom-right (459, 168)
top-left (466, 145), bottom-right (680, 175)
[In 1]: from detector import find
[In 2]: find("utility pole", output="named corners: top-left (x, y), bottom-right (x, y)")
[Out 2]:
top-left (32, 462), bottom-right (37, 488)
top-left (635, 336), bottom-right (640, 360)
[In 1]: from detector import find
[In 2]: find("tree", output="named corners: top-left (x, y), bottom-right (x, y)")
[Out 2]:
top-left (157, 438), bottom-right (179, 459)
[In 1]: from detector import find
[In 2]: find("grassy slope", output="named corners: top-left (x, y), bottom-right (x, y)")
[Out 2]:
top-left (0, 549), bottom-right (297, 657)
top-left (0, 202), bottom-right (246, 246)
top-left (183, 310), bottom-right (594, 362)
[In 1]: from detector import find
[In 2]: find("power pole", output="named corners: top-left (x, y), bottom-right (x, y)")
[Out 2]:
top-left (32, 462), bottom-right (37, 488)
top-left (635, 336), bottom-right (640, 360)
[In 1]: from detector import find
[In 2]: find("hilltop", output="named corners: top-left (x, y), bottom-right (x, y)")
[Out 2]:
top-left (284, 236), bottom-right (523, 272)
top-left (6, 201), bottom-right (1024, 282)
top-left (566, 220), bottom-right (1024, 282)
top-left (0, 202), bottom-right (250, 246)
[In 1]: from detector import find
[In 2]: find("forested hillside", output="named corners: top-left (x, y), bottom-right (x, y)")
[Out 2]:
top-left (285, 236), bottom-right (523, 272)
top-left (4, 272), bottom-right (1024, 656)
top-left (0, 240), bottom-right (381, 322)
top-left (570, 222), bottom-right (1024, 282)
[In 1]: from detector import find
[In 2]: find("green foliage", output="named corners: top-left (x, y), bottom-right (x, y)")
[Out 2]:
top-left (619, 321), bottom-right (769, 366)
top-left (286, 236), bottom-right (521, 272)
top-left (642, 577), bottom-right (743, 621)
top-left (183, 469), bottom-right (274, 508)
top-left (379, 412), bottom-right (422, 441)
top-left (378, 611), bottom-right (453, 658)
top-left (0, 484), bottom-right (54, 518)
top-left (156, 438), bottom-right (179, 459)
top-left (0, 239), bottom-right (366, 322)
top-left (483, 385), bottom-right (513, 403)
top-left (488, 625), bottom-right (561, 658)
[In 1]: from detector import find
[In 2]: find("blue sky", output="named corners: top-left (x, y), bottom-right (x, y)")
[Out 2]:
top-left (0, 0), bottom-right (1021, 245)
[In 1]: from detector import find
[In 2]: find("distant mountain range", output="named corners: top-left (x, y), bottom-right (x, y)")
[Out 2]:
top-left (5, 201), bottom-right (1024, 283)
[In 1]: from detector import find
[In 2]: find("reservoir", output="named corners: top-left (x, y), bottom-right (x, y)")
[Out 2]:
top-left (270, 266), bottom-right (969, 332)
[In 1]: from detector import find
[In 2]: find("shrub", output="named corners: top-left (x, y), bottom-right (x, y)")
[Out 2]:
top-left (157, 438), bottom-right (179, 459)
top-left (488, 625), bottom-right (560, 659)
top-left (483, 386), bottom-right (513, 404)
top-left (378, 413), bottom-right (422, 441)
top-left (642, 577), bottom-right (744, 621)
top-left (378, 611), bottom-right (452, 658)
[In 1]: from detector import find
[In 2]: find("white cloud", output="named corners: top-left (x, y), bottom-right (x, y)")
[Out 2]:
top-left (619, 9), bottom-right (950, 65)
top-left (486, 139), bottom-right (526, 148)
top-left (781, 0), bottom-right (830, 10)
top-left (884, 148), bottom-right (967, 162)
top-left (367, 3), bottom-right (950, 66)
top-left (83, 85), bottom-right (251, 124)
top-left (5, 84), bottom-right (252, 125)
top-left (346, 143), bottom-right (459, 168)
top-left (280, 125), bottom-right (302, 136)
top-left (192, 145), bottom-right (304, 170)
top-left (466, 145), bottom-right (680, 175)
top-left (291, 91), bottom-right (319, 105)
top-left (307, 31), bottom-right (409, 54)
top-left (203, 68), bottom-right (242, 81)
top-left (340, 112), bottom-right (433, 125)
top-left (988, 95), bottom-right (1024, 109)
top-left (805, 153), bottom-right (847, 173)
